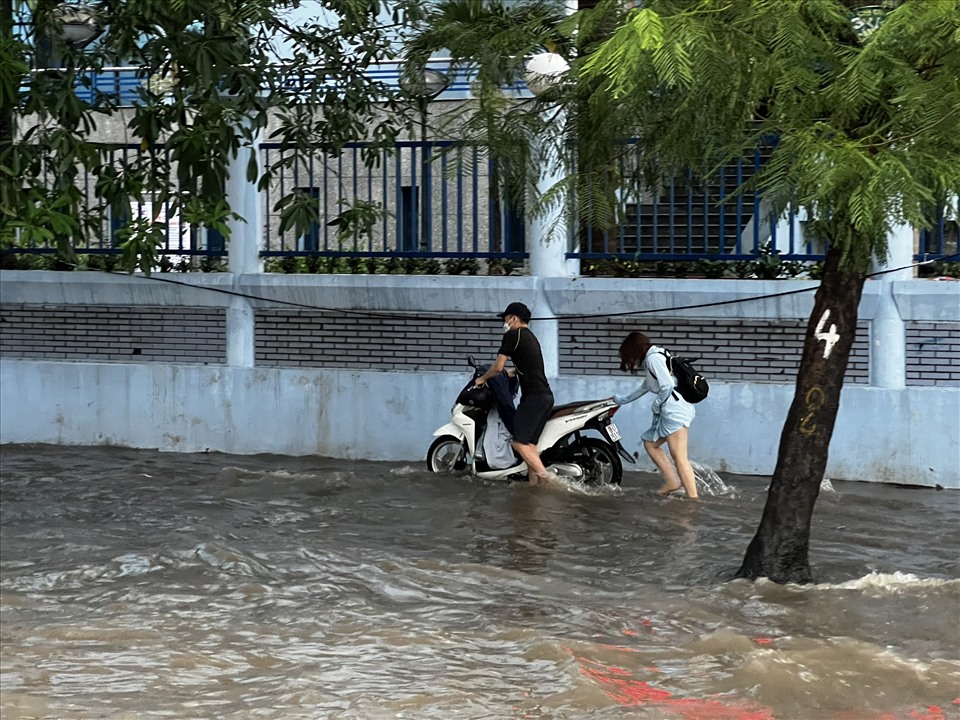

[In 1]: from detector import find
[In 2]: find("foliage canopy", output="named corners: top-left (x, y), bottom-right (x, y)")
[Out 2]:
top-left (578, 0), bottom-right (960, 270)
top-left (1, 0), bottom-right (423, 271)
top-left (405, 0), bottom-right (959, 266)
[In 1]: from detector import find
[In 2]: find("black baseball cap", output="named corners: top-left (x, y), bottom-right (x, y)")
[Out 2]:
top-left (497, 302), bottom-right (531, 323)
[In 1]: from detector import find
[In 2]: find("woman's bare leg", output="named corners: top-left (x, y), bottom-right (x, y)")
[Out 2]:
top-left (643, 438), bottom-right (682, 494)
top-left (665, 427), bottom-right (698, 499)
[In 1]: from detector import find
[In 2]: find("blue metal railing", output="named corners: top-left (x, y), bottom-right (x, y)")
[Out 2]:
top-left (14, 62), bottom-right (958, 264)
top-left (80, 66), bottom-right (144, 105)
top-left (918, 205), bottom-right (959, 261)
top-left (570, 147), bottom-right (956, 263)
top-left (22, 66), bottom-right (145, 106)
top-left (7, 144), bottom-right (226, 258)
top-left (260, 141), bottom-right (527, 259)
top-left (572, 147), bottom-right (815, 261)
top-left (5, 138), bottom-right (955, 266)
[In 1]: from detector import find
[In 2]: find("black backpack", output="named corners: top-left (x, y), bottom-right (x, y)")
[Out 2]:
top-left (661, 350), bottom-right (709, 404)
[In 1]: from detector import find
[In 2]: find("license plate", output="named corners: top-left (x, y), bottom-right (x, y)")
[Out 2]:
top-left (606, 423), bottom-right (622, 442)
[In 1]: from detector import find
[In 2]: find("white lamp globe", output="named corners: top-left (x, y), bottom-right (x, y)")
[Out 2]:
top-left (49, 2), bottom-right (102, 47)
top-left (524, 52), bottom-right (570, 96)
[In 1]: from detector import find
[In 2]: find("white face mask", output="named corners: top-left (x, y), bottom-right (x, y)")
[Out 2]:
top-left (502, 322), bottom-right (512, 333)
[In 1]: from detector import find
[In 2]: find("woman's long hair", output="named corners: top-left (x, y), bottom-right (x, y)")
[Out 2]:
top-left (618, 331), bottom-right (652, 373)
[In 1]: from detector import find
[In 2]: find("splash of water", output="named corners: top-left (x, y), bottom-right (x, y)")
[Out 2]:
top-left (390, 465), bottom-right (424, 476)
top-left (541, 475), bottom-right (624, 497)
top-left (691, 461), bottom-right (739, 498)
top-left (817, 571), bottom-right (960, 594)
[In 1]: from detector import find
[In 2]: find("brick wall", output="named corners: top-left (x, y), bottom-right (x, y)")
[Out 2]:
top-left (255, 310), bottom-right (502, 372)
top-left (5, 304), bottom-right (953, 387)
top-left (559, 317), bottom-right (871, 383)
top-left (0, 305), bottom-right (225, 364)
top-left (905, 322), bottom-right (960, 386)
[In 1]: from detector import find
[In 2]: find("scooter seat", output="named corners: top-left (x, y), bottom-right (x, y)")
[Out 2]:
top-left (549, 401), bottom-right (586, 419)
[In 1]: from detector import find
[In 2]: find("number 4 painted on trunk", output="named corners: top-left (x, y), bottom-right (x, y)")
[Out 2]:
top-left (815, 309), bottom-right (840, 359)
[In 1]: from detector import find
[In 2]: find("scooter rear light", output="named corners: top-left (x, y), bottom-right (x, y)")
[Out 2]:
top-left (597, 405), bottom-right (618, 422)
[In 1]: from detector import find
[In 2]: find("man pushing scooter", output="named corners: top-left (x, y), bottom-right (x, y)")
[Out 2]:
top-left (474, 302), bottom-right (561, 486)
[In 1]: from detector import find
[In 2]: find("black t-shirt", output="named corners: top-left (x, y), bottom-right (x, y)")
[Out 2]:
top-left (498, 327), bottom-right (551, 395)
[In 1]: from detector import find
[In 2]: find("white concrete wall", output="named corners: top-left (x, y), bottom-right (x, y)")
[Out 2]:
top-left (2, 358), bottom-right (957, 488)
top-left (2, 272), bottom-right (958, 486)
top-left (5, 271), bottom-right (959, 323)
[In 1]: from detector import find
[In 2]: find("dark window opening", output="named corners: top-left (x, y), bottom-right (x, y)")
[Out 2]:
top-left (109, 204), bottom-right (130, 248)
top-left (399, 185), bottom-right (418, 252)
top-left (503, 200), bottom-right (526, 254)
top-left (299, 187), bottom-right (321, 252)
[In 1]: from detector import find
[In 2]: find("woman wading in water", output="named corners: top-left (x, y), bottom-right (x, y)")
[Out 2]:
top-left (614, 331), bottom-right (699, 499)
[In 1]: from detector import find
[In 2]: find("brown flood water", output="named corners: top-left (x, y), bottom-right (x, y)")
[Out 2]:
top-left (1, 445), bottom-right (958, 720)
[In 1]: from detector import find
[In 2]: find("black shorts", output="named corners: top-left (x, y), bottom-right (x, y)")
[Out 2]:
top-left (512, 391), bottom-right (554, 445)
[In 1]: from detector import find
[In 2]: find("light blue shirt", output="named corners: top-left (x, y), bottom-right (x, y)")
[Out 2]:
top-left (614, 345), bottom-right (676, 414)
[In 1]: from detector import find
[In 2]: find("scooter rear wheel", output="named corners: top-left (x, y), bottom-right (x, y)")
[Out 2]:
top-left (579, 437), bottom-right (623, 485)
top-left (426, 436), bottom-right (467, 473)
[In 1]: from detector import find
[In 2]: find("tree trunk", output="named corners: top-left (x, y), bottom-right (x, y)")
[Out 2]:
top-left (736, 243), bottom-right (867, 583)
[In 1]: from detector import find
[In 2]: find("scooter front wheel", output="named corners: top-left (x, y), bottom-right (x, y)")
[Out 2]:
top-left (426, 436), bottom-right (468, 474)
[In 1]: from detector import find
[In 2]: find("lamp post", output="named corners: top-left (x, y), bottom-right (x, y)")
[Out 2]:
top-left (845, 0), bottom-right (909, 389)
top-left (523, 52), bottom-right (570, 380)
top-left (524, 52), bottom-right (571, 277)
top-left (399, 67), bottom-right (449, 251)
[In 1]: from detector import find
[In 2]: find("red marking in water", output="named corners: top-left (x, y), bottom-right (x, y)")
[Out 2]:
top-left (666, 698), bottom-right (776, 720)
top-left (640, 619), bottom-right (654, 626)
top-left (595, 642), bottom-right (639, 653)
top-left (574, 655), bottom-right (774, 718)
top-left (579, 664), bottom-right (672, 705)
top-left (623, 629), bottom-right (639, 636)
top-left (753, 637), bottom-right (774, 645)
top-left (910, 707), bottom-right (945, 720)
top-left (645, 666), bottom-right (662, 673)
top-left (569, 650), bottom-right (957, 720)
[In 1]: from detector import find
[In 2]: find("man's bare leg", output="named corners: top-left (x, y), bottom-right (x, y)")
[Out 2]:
top-left (512, 441), bottom-right (557, 485)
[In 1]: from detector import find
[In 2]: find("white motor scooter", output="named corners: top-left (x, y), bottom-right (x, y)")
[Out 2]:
top-left (426, 356), bottom-right (634, 485)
